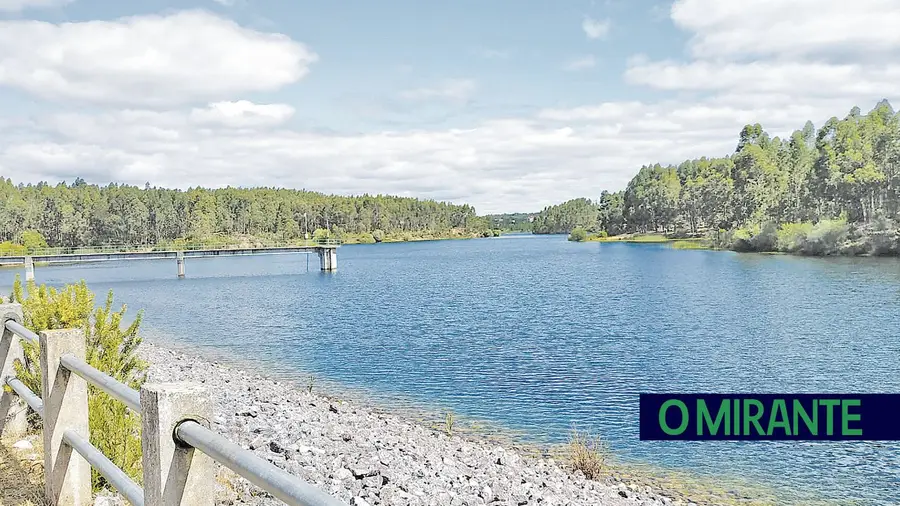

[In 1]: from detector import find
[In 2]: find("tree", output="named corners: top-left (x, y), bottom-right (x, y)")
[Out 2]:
top-left (21, 230), bottom-right (48, 253)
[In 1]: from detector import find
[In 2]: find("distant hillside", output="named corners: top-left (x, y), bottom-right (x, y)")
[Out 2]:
top-left (0, 178), bottom-right (492, 247)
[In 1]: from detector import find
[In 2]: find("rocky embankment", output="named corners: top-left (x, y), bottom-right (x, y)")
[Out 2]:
top-left (141, 343), bottom-right (683, 506)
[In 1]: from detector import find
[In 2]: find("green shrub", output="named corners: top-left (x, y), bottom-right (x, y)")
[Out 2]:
top-left (10, 276), bottom-right (147, 490)
top-left (357, 233), bottom-right (376, 244)
top-left (0, 241), bottom-right (26, 257)
top-left (372, 229), bottom-right (384, 243)
top-left (596, 231), bottom-right (609, 238)
top-left (707, 229), bottom-right (733, 250)
top-left (312, 228), bottom-right (332, 243)
top-left (21, 230), bottom-right (48, 254)
top-left (568, 227), bottom-right (588, 242)
top-left (776, 222), bottom-right (813, 252)
top-left (799, 219), bottom-right (849, 255)
top-left (750, 222), bottom-right (778, 252)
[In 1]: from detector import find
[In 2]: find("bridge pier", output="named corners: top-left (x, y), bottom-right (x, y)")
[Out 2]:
top-left (176, 252), bottom-right (185, 279)
top-left (317, 247), bottom-right (337, 272)
top-left (24, 256), bottom-right (34, 282)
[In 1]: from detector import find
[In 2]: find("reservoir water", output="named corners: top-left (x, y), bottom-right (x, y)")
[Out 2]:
top-left (3, 235), bottom-right (898, 504)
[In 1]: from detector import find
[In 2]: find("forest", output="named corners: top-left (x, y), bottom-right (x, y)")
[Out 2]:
top-left (0, 179), bottom-right (493, 249)
top-left (533, 100), bottom-right (900, 255)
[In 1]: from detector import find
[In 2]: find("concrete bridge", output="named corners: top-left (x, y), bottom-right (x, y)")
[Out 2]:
top-left (0, 242), bottom-right (340, 281)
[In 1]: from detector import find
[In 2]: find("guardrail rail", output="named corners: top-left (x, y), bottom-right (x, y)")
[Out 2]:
top-left (0, 239), bottom-right (343, 258)
top-left (0, 302), bottom-right (345, 506)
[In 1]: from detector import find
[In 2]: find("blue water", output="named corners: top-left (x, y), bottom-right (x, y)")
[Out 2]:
top-left (4, 235), bottom-right (899, 504)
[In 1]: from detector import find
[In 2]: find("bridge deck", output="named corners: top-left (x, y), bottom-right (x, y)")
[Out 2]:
top-left (0, 245), bottom-right (338, 266)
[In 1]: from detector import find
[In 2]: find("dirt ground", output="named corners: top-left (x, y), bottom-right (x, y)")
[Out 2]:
top-left (0, 434), bottom-right (45, 506)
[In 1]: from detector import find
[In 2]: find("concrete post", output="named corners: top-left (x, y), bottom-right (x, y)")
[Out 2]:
top-left (0, 303), bottom-right (27, 437)
top-left (176, 252), bottom-right (185, 279)
top-left (328, 247), bottom-right (337, 271)
top-left (24, 256), bottom-right (35, 282)
top-left (40, 329), bottom-right (91, 506)
top-left (317, 247), bottom-right (337, 272)
top-left (141, 382), bottom-right (214, 506)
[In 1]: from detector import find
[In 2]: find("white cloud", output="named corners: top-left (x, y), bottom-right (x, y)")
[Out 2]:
top-left (582, 17), bottom-right (610, 39)
top-left (190, 100), bottom-right (295, 128)
top-left (0, 10), bottom-right (317, 106)
top-left (0, 0), bottom-right (70, 11)
top-left (563, 55), bottom-right (597, 71)
top-left (399, 79), bottom-right (476, 103)
top-left (628, 1), bottom-right (900, 109)
top-left (670, 0), bottom-right (900, 60)
top-left (1, 2), bottom-right (899, 214)
top-left (5, 92), bottom-right (881, 214)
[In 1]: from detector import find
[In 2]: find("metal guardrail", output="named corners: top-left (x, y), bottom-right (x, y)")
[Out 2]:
top-left (6, 377), bottom-right (43, 418)
top-left (0, 239), bottom-right (343, 258)
top-left (0, 317), bottom-right (345, 506)
top-left (4, 320), bottom-right (38, 344)
top-left (63, 429), bottom-right (145, 506)
top-left (60, 354), bottom-right (141, 412)
top-left (176, 421), bottom-right (341, 506)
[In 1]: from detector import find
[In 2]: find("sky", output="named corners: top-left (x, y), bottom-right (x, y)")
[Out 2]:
top-left (1, 1), bottom-right (899, 213)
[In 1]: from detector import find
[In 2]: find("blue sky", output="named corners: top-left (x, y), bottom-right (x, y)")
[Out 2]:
top-left (1, 0), bottom-right (898, 212)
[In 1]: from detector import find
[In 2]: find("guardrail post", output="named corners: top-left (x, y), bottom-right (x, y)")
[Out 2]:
top-left (25, 255), bottom-right (35, 282)
top-left (0, 302), bottom-right (27, 437)
top-left (141, 382), bottom-right (214, 506)
top-left (40, 328), bottom-right (91, 506)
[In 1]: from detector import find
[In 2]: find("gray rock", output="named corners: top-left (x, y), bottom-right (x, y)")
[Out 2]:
top-left (139, 341), bottom-right (685, 506)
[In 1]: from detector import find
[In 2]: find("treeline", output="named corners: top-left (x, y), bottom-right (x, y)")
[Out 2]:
top-left (486, 213), bottom-right (535, 233)
top-left (534, 100), bottom-right (900, 254)
top-left (0, 178), bottom-right (492, 247)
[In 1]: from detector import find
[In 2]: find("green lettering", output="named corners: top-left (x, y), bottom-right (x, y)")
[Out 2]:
top-left (697, 399), bottom-right (730, 436)
top-left (743, 399), bottom-right (765, 435)
top-left (793, 399), bottom-right (818, 436)
top-left (820, 399), bottom-right (840, 436)
top-left (733, 398), bottom-right (740, 435)
top-left (766, 399), bottom-right (791, 436)
top-left (841, 399), bottom-right (862, 436)
top-left (659, 400), bottom-right (689, 436)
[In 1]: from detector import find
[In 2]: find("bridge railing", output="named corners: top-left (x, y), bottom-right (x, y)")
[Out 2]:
top-left (0, 238), bottom-right (343, 257)
top-left (0, 303), bottom-right (345, 506)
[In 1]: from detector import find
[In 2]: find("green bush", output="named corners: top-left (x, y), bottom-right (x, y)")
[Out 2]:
top-left (357, 233), bottom-right (376, 244)
top-left (568, 227), bottom-right (588, 242)
top-left (750, 222), bottom-right (778, 252)
top-left (776, 222), bottom-right (813, 252)
top-left (21, 230), bottom-right (48, 254)
top-left (10, 276), bottom-right (147, 490)
top-left (312, 228), bottom-right (332, 243)
top-left (799, 219), bottom-right (849, 255)
top-left (0, 241), bottom-right (26, 257)
top-left (372, 229), bottom-right (384, 243)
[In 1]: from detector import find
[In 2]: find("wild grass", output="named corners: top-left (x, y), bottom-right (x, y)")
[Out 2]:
top-left (590, 233), bottom-right (671, 243)
top-left (0, 435), bottom-right (45, 506)
top-left (567, 428), bottom-right (609, 480)
top-left (670, 239), bottom-right (708, 250)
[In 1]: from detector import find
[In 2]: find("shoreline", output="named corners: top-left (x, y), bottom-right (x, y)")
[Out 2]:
top-left (139, 340), bottom-right (679, 506)
top-left (138, 338), bottom-right (830, 506)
